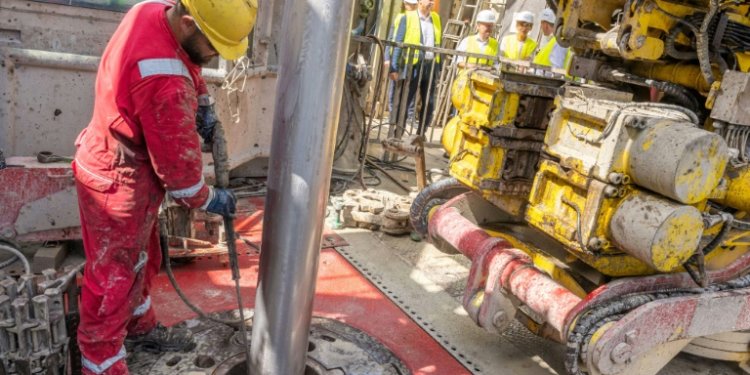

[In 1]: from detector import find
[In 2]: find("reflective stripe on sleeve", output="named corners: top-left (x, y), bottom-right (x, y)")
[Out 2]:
top-left (200, 186), bottom-right (215, 210)
top-left (168, 178), bottom-right (205, 199)
top-left (137, 58), bottom-right (193, 84)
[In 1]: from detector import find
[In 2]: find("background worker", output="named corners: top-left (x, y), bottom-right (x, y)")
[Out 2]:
top-left (389, 0), bottom-right (442, 135)
top-left (533, 8), bottom-right (570, 69)
top-left (499, 11), bottom-right (536, 61)
top-left (386, 0), bottom-right (418, 115)
top-left (72, 0), bottom-right (256, 373)
top-left (455, 9), bottom-right (498, 69)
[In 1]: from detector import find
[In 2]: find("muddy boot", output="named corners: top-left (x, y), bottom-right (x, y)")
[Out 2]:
top-left (125, 323), bottom-right (195, 353)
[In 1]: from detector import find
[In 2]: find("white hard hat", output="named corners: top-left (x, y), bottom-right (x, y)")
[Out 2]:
top-left (476, 10), bottom-right (497, 24)
top-left (540, 8), bottom-right (556, 24)
top-left (404, 0), bottom-right (417, 4)
top-left (514, 11), bottom-right (534, 24)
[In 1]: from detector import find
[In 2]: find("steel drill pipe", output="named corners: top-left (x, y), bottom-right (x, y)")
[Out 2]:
top-left (249, 1), bottom-right (355, 374)
top-left (427, 196), bottom-right (582, 337)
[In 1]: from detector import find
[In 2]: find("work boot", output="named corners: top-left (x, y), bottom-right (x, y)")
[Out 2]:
top-left (125, 323), bottom-right (195, 353)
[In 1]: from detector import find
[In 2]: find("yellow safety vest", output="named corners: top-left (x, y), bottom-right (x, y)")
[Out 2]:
top-left (392, 13), bottom-right (405, 37)
top-left (404, 10), bottom-right (442, 64)
top-left (501, 35), bottom-right (536, 61)
top-left (533, 36), bottom-right (574, 76)
top-left (533, 36), bottom-right (557, 66)
top-left (466, 35), bottom-right (498, 66)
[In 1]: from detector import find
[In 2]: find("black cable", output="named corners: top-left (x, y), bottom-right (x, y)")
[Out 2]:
top-left (161, 235), bottom-right (249, 327)
top-left (704, 215), bottom-right (734, 256)
top-left (357, 35), bottom-right (386, 190)
top-left (333, 81), bottom-right (358, 162)
top-left (665, 26), bottom-right (698, 60)
top-left (0, 242), bottom-right (30, 275)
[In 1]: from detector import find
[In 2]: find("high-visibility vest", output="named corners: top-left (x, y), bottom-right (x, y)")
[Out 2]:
top-left (533, 36), bottom-right (557, 66)
top-left (466, 35), bottom-right (498, 66)
top-left (501, 34), bottom-right (536, 61)
top-left (392, 13), bottom-right (405, 37)
top-left (533, 36), bottom-right (574, 74)
top-left (404, 10), bottom-right (442, 64)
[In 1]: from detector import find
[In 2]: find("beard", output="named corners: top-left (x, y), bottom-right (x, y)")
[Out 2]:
top-left (182, 32), bottom-right (212, 65)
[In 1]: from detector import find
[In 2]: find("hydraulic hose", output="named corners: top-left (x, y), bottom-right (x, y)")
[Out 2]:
top-left (697, 0), bottom-right (720, 85)
top-left (645, 79), bottom-right (701, 116)
top-left (665, 27), bottom-right (698, 60)
top-left (160, 121), bottom-right (250, 329)
top-left (160, 239), bottom-right (248, 327)
top-left (0, 242), bottom-right (30, 276)
top-left (0, 252), bottom-right (19, 269)
top-left (358, 35), bottom-right (386, 190)
top-left (409, 177), bottom-right (469, 236)
top-left (702, 214), bottom-right (734, 257)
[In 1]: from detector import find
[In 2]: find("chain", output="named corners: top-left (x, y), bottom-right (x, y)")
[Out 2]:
top-left (220, 56), bottom-right (251, 124)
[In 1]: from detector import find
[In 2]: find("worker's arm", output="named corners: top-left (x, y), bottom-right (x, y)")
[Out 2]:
top-left (193, 75), bottom-right (217, 144)
top-left (498, 36), bottom-right (507, 59)
top-left (389, 18), bottom-right (408, 81)
top-left (550, 44), bottom-right (568, 69)
top-left (455, 38), bottom-right (469, 69)
top-left (195, 94), bottom-right (219, 144)
top-left (131, 76), bottom-right (232, 214)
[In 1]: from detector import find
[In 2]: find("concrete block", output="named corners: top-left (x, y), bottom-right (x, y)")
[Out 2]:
top-left (32, 243), bottom-right (68, 273)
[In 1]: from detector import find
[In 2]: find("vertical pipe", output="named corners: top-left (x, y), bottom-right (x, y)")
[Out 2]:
top-left (249, 1), bottom-right (355, 374)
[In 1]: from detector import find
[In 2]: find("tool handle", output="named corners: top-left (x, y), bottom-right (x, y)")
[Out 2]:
top-left (224, 216), bottom-right (242, 281)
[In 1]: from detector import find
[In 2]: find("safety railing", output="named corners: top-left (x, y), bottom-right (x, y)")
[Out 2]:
top-left (350, 35), bottom-right (567, 147)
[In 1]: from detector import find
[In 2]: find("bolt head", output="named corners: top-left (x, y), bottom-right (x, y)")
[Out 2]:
top-left (610, 342), bottom-right (632, 364)
top-left (0, 228), bottom-right (15, 239)
top-left (587, 237), bottom-right (602, 250)
top-left (492, 311), bottom-right (508, 328)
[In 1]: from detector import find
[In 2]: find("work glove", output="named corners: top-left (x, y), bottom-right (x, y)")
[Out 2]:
top-left (205, 187), bottom-right (237, 218)
top-left (196, 95), bottom-right (219, 144)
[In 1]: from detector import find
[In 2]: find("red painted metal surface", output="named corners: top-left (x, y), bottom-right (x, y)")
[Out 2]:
top-left (150, 197), bottom-right (469, 375)
top-left (562, 249), bottom-right (750, 335)
top-left (428, 195), bottom-right (582, 340)
top-left (0, 159), bottom-right (80, 242)
top-left (426, 192), bottom-right (750, 373)
top-left (589, 287), bottom-right (750, 374)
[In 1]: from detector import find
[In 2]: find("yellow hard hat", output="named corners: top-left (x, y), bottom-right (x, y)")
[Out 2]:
top-left (182, 0), bottom-right (258, 61)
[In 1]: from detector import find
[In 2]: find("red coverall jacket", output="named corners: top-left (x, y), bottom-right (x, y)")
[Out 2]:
top-left (73, 1), bottom-right (209, 373)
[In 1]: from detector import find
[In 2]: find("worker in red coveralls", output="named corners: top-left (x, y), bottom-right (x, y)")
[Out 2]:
top-left (72, 0), bottom-right (257, 373)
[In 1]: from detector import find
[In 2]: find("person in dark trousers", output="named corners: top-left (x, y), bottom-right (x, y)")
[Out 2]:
top-left (389, 0), bottom-right (442, 135)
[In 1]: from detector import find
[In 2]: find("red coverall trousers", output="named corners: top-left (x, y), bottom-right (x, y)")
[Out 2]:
top-left (73, 2), bottom-right (210, 372)
top-left (75, 163), bottom-right (164, 375)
